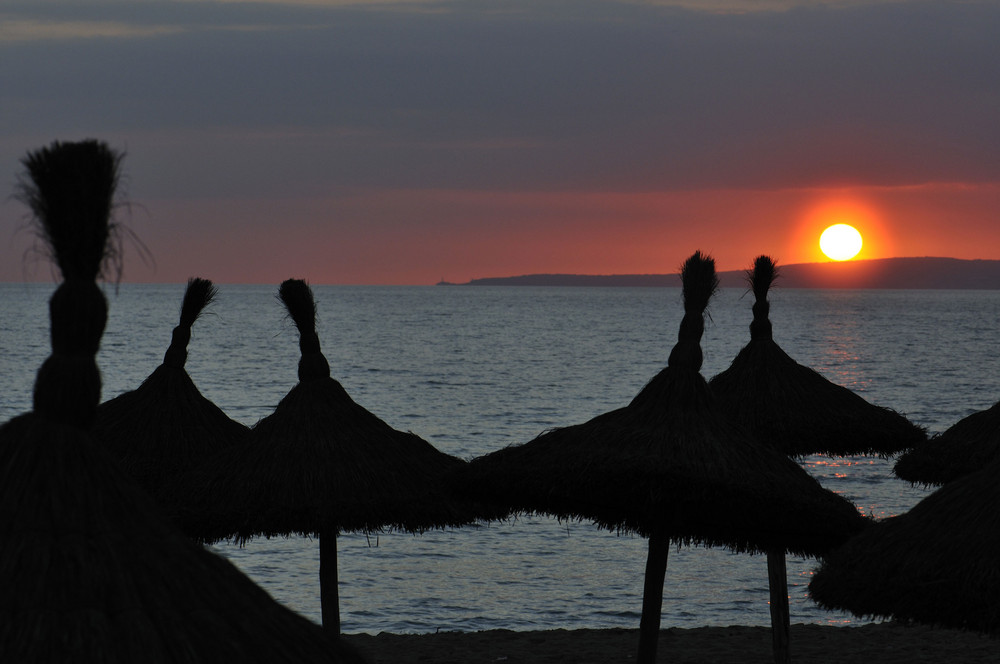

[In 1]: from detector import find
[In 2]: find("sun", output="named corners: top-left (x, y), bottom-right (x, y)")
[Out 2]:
top-left (819, 224), bottom-right (863, 261)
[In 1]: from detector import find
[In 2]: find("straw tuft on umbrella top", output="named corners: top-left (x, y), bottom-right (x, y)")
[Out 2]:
top-left (748, 254), bottom-right (777, 339)
top-left (16, 141), bottom-right (117, 429)
top-left (164, 276), bottom-right (217, 367)
top-left (280, 277), bottom-right (331, 382)
top-left (710, 255), bottom-right (926, 458)
top-left (894, 400), bottom-right (1000, 486)
top-left (665, 249), bottom-right (717, 373)
top-left (16, 138), bottom-right (122, 283)
top-left (94, 277), bottom-right (250, 510)
top-left (1, 139), bottom-right (366, 663)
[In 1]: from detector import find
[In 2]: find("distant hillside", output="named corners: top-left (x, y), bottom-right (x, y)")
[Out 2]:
top-left (458, 258), bottom-right (1000, 289)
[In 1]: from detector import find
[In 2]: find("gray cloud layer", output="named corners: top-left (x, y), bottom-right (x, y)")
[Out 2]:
top-left (2, 0), bottom-right (998, 197)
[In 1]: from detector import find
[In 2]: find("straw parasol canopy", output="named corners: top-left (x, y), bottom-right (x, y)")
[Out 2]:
top-left (809, 455), bottom-right (1000, 634)
top-left (0, 139), bottom-right (365, 663)
top-left (708, 255), bottom-right (927, 663)
top-left (457, 252), bottom-right (869, 664)
top-left (1, 414), bottom-right (367, 663)
top-left (94, 277), bottom-right (250, 511)
top-left (710, 255), bottom-right (926, 459)
top-left (179, 278), bottom-right (476, 633)
top-left (894, 400), bottom-right (1000, 486)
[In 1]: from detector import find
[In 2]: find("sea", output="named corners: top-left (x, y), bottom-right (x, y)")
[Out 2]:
top-left (3, 282), bottom-right (998, 634)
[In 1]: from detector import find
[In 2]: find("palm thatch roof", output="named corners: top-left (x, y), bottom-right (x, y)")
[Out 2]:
top-left (460, 255), bottom-right (866, 556)
top-left (1, 139), bottom-right (365, 663)
top-left (461, 367), bottom-right (868, 554)
top-left (710, 255), bottom-right (926, 458)
top-left (0, 414), bottom-right (365, 663)
top-left (94, 277), bottom-right (250, 508)
top-left (182, 278), bottom-right (474, 542)
top-left (809, 455), bottom-right (1000, 634)
top-left (894, 400), bottom-right (1000, 486)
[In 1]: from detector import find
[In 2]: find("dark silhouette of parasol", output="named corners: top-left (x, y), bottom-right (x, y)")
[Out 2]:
top-left (709, 255), bottom-right (926, 663)
top-left (94, 277), bottom-right (250, 512)
top-left (0, 139), bottom-right (365, 663)
top-left (809, 455), bottom-right (1000, 635)
top-left (457, 251), bottom-right (869, 664)
top-left (179, 278), bottom-right (476, 634)
top-left (894, 400), bottom-right (1000, 486)
top-left (710, 256), bottom-right (925, 458)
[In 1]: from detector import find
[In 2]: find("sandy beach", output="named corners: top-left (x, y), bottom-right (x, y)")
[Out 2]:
top-left (344, 623), bottom-right (998, 663)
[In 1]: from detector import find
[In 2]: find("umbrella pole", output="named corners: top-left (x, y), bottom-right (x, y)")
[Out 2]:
top-left (320, 529), bottom-right (341, 635)
top-left (766, 549), bottom-right (790, 664)
top-left (637, 532), bottom-right (669, 664)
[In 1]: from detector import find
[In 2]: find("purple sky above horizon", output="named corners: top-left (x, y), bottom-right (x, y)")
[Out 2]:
top-left (2, 0), bottom-right (999, 285)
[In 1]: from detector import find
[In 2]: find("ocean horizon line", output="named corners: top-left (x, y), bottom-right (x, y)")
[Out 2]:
top-left (451, 256), bottom-right (1000, 290)
top-left (5, 256), bottom-right (1000, 289)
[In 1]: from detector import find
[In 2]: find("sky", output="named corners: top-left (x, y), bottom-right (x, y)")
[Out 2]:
top-left (1, 0), bottom-right (998, 285)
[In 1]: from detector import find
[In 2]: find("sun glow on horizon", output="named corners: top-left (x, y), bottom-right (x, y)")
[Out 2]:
top-left (788, 194), bottom-right (890, 264)
top-left (819, 223), bottom-right (863, 261)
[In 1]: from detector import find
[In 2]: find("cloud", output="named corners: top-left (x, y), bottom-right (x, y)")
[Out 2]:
top-left (0, 19), bottom-right (187, 42)
top-left (1, 0), bottom-right (998, 200)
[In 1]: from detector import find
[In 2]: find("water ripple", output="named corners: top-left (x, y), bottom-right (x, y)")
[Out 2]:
top-left (4, 284), bottom-right (994, 634)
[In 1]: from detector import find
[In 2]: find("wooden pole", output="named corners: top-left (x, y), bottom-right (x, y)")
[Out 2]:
top-left (320, 529), bottom-right (341, 635)
top-left (637, 533), bottom-right (669, 664)
top-left (767, 549), bottom-right (791, 664)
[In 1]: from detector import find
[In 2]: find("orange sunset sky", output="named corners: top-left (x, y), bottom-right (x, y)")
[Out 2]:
top-left (2, 1), bottom-right (999, 285)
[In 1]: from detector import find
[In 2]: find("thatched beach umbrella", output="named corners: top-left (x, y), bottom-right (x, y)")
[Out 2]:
top-left (94, 277), bottom-right (250, 511)
top-left (710, 256), bottom-right (926, 458)
top-left (709, 255), bottom-right (926, 663)
top-left (809, 455), bottom-right (1000, 634)
top-left (894, 400), bottom-right (1000, 486)
top-left (0, 139), bottom-right (365, 663)
top-left (180, 278), bottom-right (475, 634)
top-left (457, 252), bottom-right (869, 664)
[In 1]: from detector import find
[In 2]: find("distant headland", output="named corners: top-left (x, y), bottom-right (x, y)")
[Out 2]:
top-left (442, 257), bottom-right (1000, 290)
